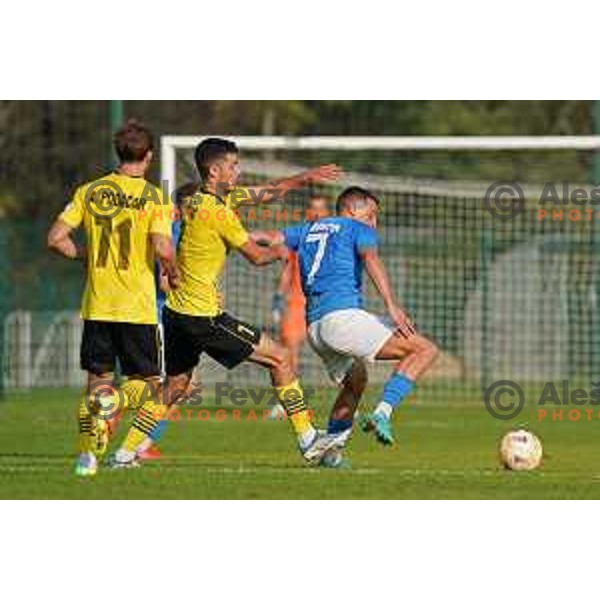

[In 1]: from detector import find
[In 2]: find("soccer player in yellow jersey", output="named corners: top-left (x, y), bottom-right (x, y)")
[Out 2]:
top-left (47, 119), bottom-right (179, 476)
top-left (164, 137), bottom-right (344, 464)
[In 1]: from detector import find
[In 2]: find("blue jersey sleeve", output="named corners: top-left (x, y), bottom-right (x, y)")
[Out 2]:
top-left (355, 222), bottom-right (378, 251)
top-left (283, 226), bottom-right (303, 251)
top-left (156, 219), bottom-right (182, 318)
top-left (172, 218), bottom-right (182, 246)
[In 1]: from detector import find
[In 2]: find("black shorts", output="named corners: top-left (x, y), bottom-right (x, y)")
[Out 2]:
top-left (80, 320), bottom-right (160, 377)
top-left (163, 307), bottom-right (261, 376)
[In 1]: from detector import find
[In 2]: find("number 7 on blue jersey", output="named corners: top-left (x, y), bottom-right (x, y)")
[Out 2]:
top-left (305, 232), bottom-right (329, 285)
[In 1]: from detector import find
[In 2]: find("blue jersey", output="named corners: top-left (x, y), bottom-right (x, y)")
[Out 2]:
top-left (156, 218), bottom-right (182, 322)
top-left (283, 217), bottom-right (378, 324)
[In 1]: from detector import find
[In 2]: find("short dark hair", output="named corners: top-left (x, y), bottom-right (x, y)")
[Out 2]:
top-left (194, 137), bottom-right (238, 180)
top-left (336, 186), bottom-right (379, 213)
top-left (114, 118), bottom-right (154, 163)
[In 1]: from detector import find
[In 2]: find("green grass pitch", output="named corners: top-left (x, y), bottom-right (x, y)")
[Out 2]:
top-left (0, 383), bottom-right (599, 499)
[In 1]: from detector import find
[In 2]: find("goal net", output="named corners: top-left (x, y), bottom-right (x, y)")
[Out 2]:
top-left (161, 136), bottom-right (600, 396)
top-left (163, 136), bottom-right (600, 402)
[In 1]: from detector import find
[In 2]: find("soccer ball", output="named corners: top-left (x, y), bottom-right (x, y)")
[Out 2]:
top-left (499, 429), bottom-right (543, 471)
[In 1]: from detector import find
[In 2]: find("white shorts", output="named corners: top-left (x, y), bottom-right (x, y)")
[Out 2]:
top-left (308, 308), bottom-right (394, 384)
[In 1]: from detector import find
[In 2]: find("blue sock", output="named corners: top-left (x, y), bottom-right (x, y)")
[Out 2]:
top-left (149, 419), bottom-right (168, 443)
top-left (376, 373), bottom-right (415, 417)
top-left (328, 418), bottom-right (353, 435)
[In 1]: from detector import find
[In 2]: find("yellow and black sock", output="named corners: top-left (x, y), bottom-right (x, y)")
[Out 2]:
top-left (276, 379), bottom-right (316, 447)
top-left (77, 393), bottom-right (96, 454)
top-left (120, 378), bottom-right (149, 411)
top-left (119, 379), bottom-right (166, 455)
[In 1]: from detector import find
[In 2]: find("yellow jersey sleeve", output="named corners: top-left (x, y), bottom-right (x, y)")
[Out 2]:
top-left (226, 186), bottom-right (254, 209)
top-left (149, 189), bottom-right (172, 237)
top-left (59, 186), bottom-right (86, 229)
top-left (215, 203), bottom-right (249, 249)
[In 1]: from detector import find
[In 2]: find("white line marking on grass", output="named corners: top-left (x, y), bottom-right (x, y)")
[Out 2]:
top-left (0, 465), bottom-right (67, 472)
top-left (161, 463), bottom-right (383, 475)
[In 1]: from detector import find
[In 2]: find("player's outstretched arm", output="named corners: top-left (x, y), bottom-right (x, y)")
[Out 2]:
top-left (242, 164), bottom-right (343, 205)
top-left (47, 219), bottom-right (86, 261)
top-left (237, 238), bottom-right (288, 266)
top-left (150, 233), bottom-right (180, 289)
top-left (362, 248), bottom-right (415, 337)
top-left (249, 230), bottom-right (285, 246)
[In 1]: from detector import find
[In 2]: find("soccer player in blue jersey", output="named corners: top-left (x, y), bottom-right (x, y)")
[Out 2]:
top-left (253, 186), bottom-right (439, 466)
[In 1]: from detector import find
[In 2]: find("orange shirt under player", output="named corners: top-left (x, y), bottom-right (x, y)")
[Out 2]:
top-left (280, 252), bottom-right (307, 344)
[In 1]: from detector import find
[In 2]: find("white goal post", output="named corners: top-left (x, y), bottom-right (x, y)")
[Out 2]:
top-left (161, 135), bottom-right (600, 192)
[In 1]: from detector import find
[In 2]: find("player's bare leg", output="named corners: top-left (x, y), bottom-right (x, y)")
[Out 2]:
top-left (320, 360), bottom-right (368, 468)
top-left (360, 331), bottom-right (438, 446)
top-left (268, 337), bottom-right (302, 419)
top-left (285, 339), bottom-right (302, 376)
top-left (247, 334), bottom-right (344, 464)
top-left (165, 371), bottom-right (194, 406)
top-left (376, 331), bottom-right (439, 380)
top-left (248, 334), bottom-right (295, 386)
top-left (330, 360), bottom-right (368, 424)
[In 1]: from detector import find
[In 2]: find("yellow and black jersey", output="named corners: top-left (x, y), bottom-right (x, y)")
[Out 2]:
top-left (59, 172), bottom-right (172, 324)
top-left (166, 189), bottom-right (249, 317)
